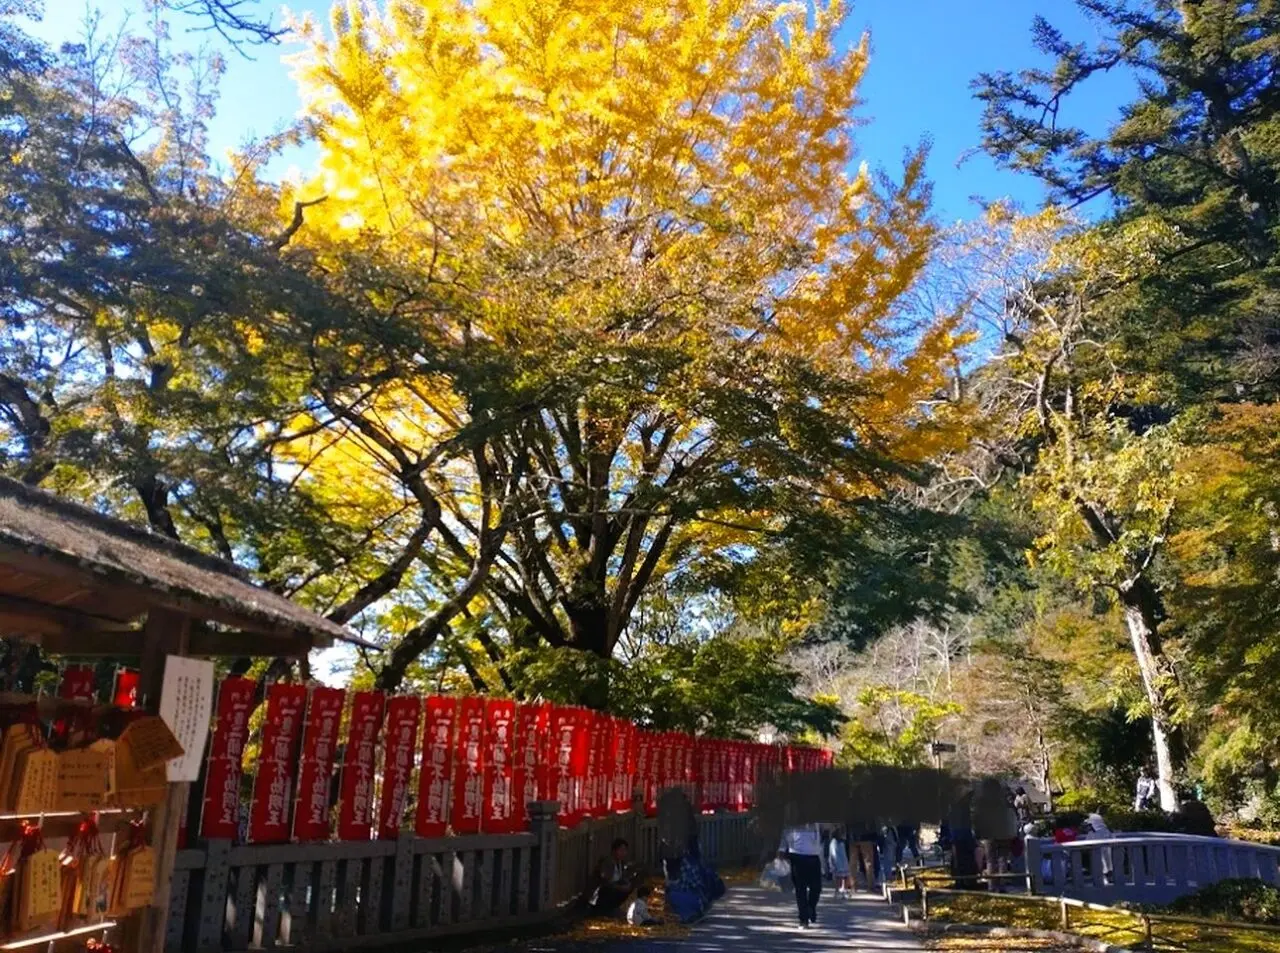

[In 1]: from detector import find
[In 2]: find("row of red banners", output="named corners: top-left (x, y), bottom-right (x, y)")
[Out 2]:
top-left (169, 680), bottom-right (829, 844)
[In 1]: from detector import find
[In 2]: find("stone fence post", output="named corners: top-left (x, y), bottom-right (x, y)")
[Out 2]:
top-left (528, 800), bottom-right (560, 912)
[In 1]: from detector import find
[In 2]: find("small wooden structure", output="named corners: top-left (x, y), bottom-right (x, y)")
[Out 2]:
top-left (0, 475), bottom-right (365, 953)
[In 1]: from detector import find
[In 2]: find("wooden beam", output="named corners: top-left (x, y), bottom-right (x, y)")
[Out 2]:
top-left (0, 591), bottom-right (133, 637)
top-left (137, 609), bottom-right (191, 953)
top-left (0, 544), bottom-right (322, 650)
top-left (186, 627), bottom-right (308, 659)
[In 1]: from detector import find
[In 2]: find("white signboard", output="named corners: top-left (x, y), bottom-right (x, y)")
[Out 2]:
top-left (158, 655), bottom-right (215, 782)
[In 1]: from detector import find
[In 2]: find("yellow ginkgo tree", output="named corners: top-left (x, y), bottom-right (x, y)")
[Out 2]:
top-left (287, 0), bottom-right (969, 695)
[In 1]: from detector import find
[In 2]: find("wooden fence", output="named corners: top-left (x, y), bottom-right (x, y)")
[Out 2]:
top-left (164, 800), bottom-right (758, 952)
top-left (1028, 832), bottom-right (1280, 905)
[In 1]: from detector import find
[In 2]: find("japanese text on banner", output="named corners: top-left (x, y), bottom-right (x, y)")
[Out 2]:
top-left (292, 686), bottom-right (345, 842)
top-left (450, 698), bottom-right (485, 835)
top-left (377, 696), bottom-right (421, 839)
top-left (248, 684), bottom-right (308, 843)
top-left (482, 699), bottom-right (516, 833)
top-left (200, 678), bottom-right (257, 840)
top-left (415, 697), bottom-right (456, 838)
top-left (337, 691), bottom-right (385, 841)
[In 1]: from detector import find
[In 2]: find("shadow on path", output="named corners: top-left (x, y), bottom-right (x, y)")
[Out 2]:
top-left (525, 885), bottom-right (927, 953)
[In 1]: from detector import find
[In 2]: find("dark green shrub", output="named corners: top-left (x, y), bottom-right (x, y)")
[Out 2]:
top-left (1163, 879), bottom-right (1280, 925)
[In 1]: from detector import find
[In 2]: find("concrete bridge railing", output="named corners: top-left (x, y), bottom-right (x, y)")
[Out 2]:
top-left (1028, 832), bottom-right (1280, 905)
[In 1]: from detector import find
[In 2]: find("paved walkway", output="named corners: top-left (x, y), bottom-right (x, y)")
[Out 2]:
top-left (592, 885), bottom-right (927, 953)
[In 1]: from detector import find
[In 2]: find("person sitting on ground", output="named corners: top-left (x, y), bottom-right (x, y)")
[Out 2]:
top-left (590, 838), bottom-right (638, 917)
top-left (627, 885), bottom-right (661, 926)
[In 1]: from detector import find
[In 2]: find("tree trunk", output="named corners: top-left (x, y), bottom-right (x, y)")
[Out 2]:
top-left (1119, 582), bottom-right (1179, 811)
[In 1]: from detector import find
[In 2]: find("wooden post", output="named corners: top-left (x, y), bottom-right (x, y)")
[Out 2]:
top-left (136, 609), bottom-right (191, 953)
top-left (1060, 896), bottom-right (1069, 930)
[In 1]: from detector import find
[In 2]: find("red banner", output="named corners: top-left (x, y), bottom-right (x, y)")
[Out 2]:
top-left (337, 691), bottom-right (385, 841)
top-left (679, 735), bottom-right (696, 800)
top-left (571, 709), bottom-right (594, 824)
top-left (415, 697), bottom-right (457, 837)
top-left (451, 697), bottom-right (486, 835)
top-left (113, 668), bottom-right (139, 709)
top-left (701, 740), bottom-right (713, 808)
top-left (609, 718), bottom-right (632, 812)
top-left (482, 699), bottom-right (517, 833)
top-left (248, 683), bottom-right (308, 843)
top-left (728, 742), bottom-right (743, 812)
top-left (514, 703), bottom-right (549, 826)
top-left (199, 677), bottom-right (257, 840)
top-left (645, 732), bottom-right (663, 816)
top-left (378, 696), bottom-right (421, 839)
top-left (291, 687), bottom-right (345, 842)
top-left (548, 707), bottom-right (577, 825)
top-left (588, 714), bottom-right (610, 818)
top-left (58, 666), bottom-right (96, 701)
top-left (660, 733), bottom-right (677, 799)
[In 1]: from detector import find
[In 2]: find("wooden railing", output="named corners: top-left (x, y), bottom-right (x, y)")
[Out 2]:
top-left (164, 802), bottom-right (757, 952)
top-left (1028, 832), bottom-right (1280, 904)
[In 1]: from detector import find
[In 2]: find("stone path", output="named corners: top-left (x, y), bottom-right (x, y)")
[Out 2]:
top-left (589, 885), bottom-right (928, 953)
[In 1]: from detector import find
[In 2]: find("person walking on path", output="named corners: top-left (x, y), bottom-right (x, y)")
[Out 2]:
top-left (779, 820), bottom-right (823, 930)
top-left (848, 822), bottom-right (879, 892)
top-left (1135, 767), bottom-right (1157, 811)
top-left (827, 827), bottom-right (852, 898)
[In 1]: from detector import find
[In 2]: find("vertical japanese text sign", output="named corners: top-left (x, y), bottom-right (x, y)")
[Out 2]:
top-left (415, 697), bottom-right (457, 838)
top-left (482, 699), bottom-right (517, 833)
top-left (377, 696), bottom-right (421, 839)
top-left (634, 732), bottom-right (652, 816)
top-left (660, 733), bottom-right (677, 800)
top-left (514, 703), bottom-right (549, 827)
top-left (249, 683), bottom-right (308, 843)
top-left (589, 714), bottom-right (611, 818)
top-left (549, 707), bottom-right (577, 825)
top-left (199, 678), bottom-right (257, 840)
top-left (610, 718), bottom-right (631, 812)
top-left (570, 709), bottom-right (594, 825)
top-left (451, 697), bottom-right (486, 835)
top-left (292, 687), bottom-right (346, 842)
top-left (337, 691), bottom-right (385, 841)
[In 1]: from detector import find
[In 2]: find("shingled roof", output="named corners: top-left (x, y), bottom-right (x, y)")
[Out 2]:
top-left (0, 475), bottom-right (364, 650)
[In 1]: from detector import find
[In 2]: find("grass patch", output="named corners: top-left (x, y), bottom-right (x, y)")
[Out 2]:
top-left (925, 891), bottom-right (1280, 953)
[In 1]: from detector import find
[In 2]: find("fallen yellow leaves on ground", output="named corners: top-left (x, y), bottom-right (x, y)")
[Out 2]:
top-left (927, 892), bottom-right (1280, 953)
top-left (927, 937), bottom-right (1076, 951)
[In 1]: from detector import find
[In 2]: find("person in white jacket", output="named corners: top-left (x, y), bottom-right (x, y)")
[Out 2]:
top-left (780, 821), bottom-right (824, 930)
top-left (1083, 813), bottom-right (1114, 881)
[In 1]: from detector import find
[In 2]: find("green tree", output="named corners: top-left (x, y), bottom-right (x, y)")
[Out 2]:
top-left (0, 11), bottom-right (448, 656)
top-left (974, 0), bottom-right (1280, 401)
top-left (837, 687), bottom-right (960, 769)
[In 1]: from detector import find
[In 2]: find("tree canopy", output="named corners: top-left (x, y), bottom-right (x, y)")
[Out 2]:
top-left (13, 0), bottom-right (1280, 811)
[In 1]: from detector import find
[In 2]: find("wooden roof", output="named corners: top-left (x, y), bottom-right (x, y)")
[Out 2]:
top-left (0, 476), bottom-right (363, 656)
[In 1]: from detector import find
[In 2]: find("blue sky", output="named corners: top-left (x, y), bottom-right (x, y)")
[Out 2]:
top-left (35, 0), bottom-right (1133, 224)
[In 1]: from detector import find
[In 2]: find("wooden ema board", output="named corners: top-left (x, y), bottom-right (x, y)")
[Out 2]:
top-left (113, 718), bottom-right (179, 808)
top-left (16, 849), bottom-right (58, 933)
top-left (56, 747), bottom-right (111, 811)
top-left (107, 847), bottom-right (155, 916)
